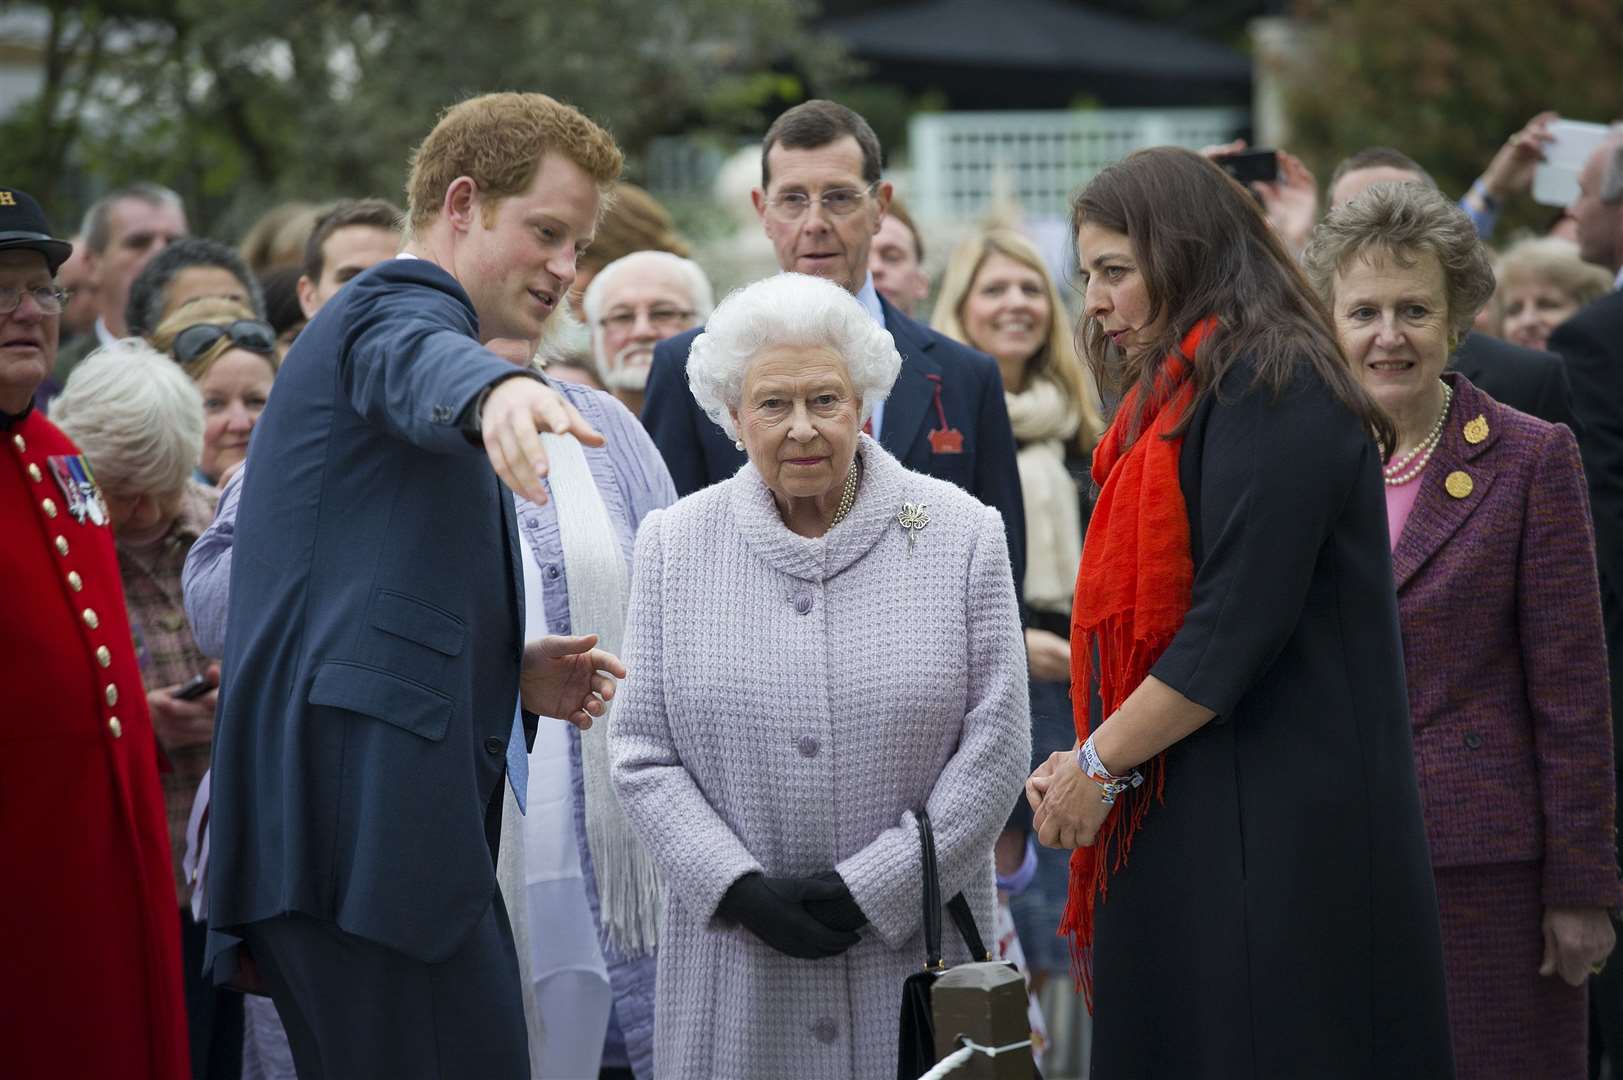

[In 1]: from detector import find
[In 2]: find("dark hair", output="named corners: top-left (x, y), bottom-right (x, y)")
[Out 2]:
top-left (1328, 147), bottom-right (1436, 197)
top-left (761, 100), bottom-right (883, 189)
top-left (125, 237), bottom-right (264, 340)
top-left (259, 265), bottom-right (308, 337)
top-left (885, 195), bottom-right (923, 262)
top-left (302, 198), bottom-right (403, 282)
top-left (80, 182), bottom-right (184, 254)
top-left (1070, 146), bottom-right (1394, 453)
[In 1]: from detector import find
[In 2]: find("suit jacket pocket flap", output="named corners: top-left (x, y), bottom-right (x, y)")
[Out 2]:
top-left (308, 661), bottom-right (451, 741)
top-left (369, 590), bottom-right (465, 656)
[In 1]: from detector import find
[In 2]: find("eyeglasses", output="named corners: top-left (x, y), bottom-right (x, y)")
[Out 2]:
top-left (172, 319), bottom-right (278, 367)
top-left (0, 286), bottom-right (70, 316)
top-left (764, 182), bottom-right (879, 223)
top-left (597, 305), bottom-right (696, 333)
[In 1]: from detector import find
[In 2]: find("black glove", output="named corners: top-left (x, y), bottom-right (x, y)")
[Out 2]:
top-left (803, 870), bottom-right (866, 933)
top-left (717, 873), bottom-right (862, 959)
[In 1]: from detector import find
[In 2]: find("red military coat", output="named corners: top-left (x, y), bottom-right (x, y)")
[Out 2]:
top-left (0, 408), bottom-right (190, 1079)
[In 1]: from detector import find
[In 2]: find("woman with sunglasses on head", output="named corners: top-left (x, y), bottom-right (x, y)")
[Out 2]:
top-left (152, 298), bottom-right (279, 488)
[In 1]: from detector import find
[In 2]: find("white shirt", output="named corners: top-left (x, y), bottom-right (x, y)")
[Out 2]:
top-left (854, 272), bottom-right (889, 439)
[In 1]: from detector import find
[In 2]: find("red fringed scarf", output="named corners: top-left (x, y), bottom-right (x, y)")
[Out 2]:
top-left (1061, 318), bottom-right (1214, 1008)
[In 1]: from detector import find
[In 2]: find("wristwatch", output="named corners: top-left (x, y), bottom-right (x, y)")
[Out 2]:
top-left (1076, 736), bottom-right (1144, 805)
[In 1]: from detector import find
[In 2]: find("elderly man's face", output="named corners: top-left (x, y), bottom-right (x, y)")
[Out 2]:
top-left (0, 249), bottom-right (59, 413)
top-left (1329, 165), bottom-right (1425, 210)
top-left (733, 343), bottom-right (861, 504)
top-left (753, 136), bottom-right (891, 296)
top-left (92, 196), bottom-right (187, 336)
top-left (592, 259), bottom-right (699, 392)
top-left (1572, 137), bottom-right (1623, 272)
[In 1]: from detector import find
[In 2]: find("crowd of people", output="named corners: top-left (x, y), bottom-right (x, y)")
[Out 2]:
top-left (3, 87), bottom-right (1623, 1080)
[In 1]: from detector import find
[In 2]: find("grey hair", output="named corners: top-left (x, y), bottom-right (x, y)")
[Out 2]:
top-left (125, 237), bottom-right (265, 340)
top-left (49, 338), bottom-right (204, 498)
top-left (582, 250), bottom-right (715, 328)
top-left (1497, 236), bottom-right (1613, 306)
top-left (1303, 181), bottom-right (1496, 340)
top-left (80, 183), bottom-right (184, 254)
top-left (686, 272), bottom-right (902, 441)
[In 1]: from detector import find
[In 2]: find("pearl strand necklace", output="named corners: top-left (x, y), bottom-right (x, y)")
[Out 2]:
top-left (829, 455), bottom-right (861, 525)
top-left (1383, 381), bottom-right (1454, 487)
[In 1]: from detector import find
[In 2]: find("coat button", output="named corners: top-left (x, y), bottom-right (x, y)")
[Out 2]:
top-left (28, 463), bottom-right (41, 482)
top-left (793, 592), bottom-right (813, 615)
top-left (96, 646), bottom-right (111, 668)
top-left (12, 434), bottom-right (24, 452)
top-left (67, 571), bottom-right (83, 592)
top-left (107, 717), bottom-right (122, 738)
top-left (811, 1017), bottom-right (837, 1044)
top-left (798, 735), bottom-right (820, 758)
top-left (42, 497), bottom-right (56, 518)
top-left (485, 736), bottom-right (504, 755)
top-left (1463, 732), bottom-right (1483, 750)
top-left (105, 683), bottom-right (119, 706)
top-left (55, 535), bottom-right (68, 556)
top-left (82, 608), bottom-right (99, 629)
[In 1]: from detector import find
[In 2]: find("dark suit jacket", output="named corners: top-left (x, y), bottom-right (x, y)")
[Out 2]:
top-left (1396, 375), bottom-right (1617, 904)
top-left (640, 293), bottom-right (1028, 598)
top-left (1550, 290), bottom-right (1623, 814)
top-left (1448, 330), bottom-right (1579, 434)
top-left (206, 258), bottom-right (535, 969)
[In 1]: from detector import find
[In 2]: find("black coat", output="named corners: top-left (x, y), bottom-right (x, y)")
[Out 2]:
top-left (1549, 290), bottom-right (1623, 815)
top-left (1087, 363), bottom-right (1454, 1078)
top-left (1449, 331), bottom-right (1579, 434)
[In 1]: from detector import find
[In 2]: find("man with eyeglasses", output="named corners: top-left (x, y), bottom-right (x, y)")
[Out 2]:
top-left (0, 186), bottom-right (193, 1078)
top-left (582, 250), bottom-right (713, 417)
top-left (641, 98), bottom-right (1026, 600)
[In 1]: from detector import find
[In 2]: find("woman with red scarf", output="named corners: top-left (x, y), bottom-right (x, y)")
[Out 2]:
top-left (1025, 147), bottom-right (1455, 1077)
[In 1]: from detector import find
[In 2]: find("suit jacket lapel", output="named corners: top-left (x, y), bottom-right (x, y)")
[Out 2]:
top-left (877, 298), bottom-right (942, 458)
top-left (1392, 376), bottom-right (1500, 590)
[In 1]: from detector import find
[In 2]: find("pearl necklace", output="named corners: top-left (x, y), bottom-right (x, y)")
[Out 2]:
top-left (829, 456), bottom-right (861, 525)
top-left (1383, 381), bottom-right (1454, 487)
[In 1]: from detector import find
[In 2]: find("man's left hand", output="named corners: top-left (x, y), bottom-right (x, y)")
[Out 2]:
top-left (1031, 749), bottom-right (1114, 850)
top-left (520, 634), bottom-right (627, 729)
top-left (1540, 905), bottom-right (1617, 986)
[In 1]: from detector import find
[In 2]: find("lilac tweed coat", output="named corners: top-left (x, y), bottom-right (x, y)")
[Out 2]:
top-left (609, 436), bottom-right (1031, 1080)
top-left (1397, 373), bottom-right (1619, 1076)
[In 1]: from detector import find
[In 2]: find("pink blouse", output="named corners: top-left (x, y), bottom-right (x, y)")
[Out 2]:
top-left (1384, 475), bottom-right (1423, 551)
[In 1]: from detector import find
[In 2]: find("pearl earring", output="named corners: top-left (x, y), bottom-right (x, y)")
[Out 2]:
top-left (735, 439), bottom-right (745, 451)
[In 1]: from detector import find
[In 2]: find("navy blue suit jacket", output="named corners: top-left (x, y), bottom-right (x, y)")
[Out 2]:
top-left (641, 294), bottom-right (1027, 599)
top-left (206, 258), bottom-right (535, 968)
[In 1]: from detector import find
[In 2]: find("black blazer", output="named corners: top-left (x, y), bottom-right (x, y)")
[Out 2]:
top-left (1550, 291), bottom-right (1623, 744)
top-left (1449, 330), bottom-right (1579, 435)
top-left (206, 259), bottom-right (535, 970)
top-left (639, 293), bottom-right (1028, 600)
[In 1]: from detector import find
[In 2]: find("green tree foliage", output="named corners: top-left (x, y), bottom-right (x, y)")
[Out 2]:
top-left (1285, 0), bottom-right (1623, 232)
top-left (6, 0), bottom-right (850, 234)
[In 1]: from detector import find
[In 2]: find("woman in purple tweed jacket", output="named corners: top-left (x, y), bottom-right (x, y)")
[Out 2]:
top-left (1308, 182), bottom-right (1620, 1078)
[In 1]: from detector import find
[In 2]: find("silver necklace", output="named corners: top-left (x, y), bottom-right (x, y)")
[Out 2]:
top-left (1383, 380), bottom-right (1453, 487)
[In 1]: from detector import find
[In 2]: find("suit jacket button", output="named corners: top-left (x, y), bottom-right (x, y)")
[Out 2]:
top-left (484, 736), bottom-right (504, 756)
top-left (1463, 732), bottom-right (1483, 750)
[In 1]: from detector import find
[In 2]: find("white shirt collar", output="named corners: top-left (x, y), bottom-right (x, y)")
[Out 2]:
top-left (854, 272), bottom-right (885, 329)
top-left (94, 316), bottom-right (115, 346)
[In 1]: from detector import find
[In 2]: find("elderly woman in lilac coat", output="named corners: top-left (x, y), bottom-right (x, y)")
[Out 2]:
top-left (1307, 182), bottom-right (1620, 1079)
top-left (609, 273), bottom-right (1030, 1080)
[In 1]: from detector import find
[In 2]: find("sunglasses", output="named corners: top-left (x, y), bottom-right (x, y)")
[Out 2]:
top-left (172, 319), bottom-right (277, 367)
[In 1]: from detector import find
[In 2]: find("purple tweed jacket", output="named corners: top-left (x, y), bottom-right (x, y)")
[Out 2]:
top-left (1398, 373), bottom-right (1620, 908)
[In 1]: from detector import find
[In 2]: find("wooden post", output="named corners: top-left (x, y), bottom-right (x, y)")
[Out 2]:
top-left (929, 961), bottom-right (1034, 1079)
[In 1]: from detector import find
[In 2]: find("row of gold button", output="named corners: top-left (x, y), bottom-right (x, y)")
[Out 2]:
top-left (17, 431), bottom-right (120, 738)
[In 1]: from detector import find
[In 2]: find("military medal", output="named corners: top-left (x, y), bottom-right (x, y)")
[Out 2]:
top-left (47, 456), bottom-right (87, 523)
top-left (68, 455), bottom-right (109, 525)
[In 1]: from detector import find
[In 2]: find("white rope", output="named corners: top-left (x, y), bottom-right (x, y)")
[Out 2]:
top-left (913, 1036), bottom-right (1036, 1079)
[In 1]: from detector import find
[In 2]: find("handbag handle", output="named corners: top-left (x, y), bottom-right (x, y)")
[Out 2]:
top-left (915, 810), bottom-right (991, 970)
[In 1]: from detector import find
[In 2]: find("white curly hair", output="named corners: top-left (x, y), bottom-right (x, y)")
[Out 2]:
top-left (685, 273), bottom-right (902, 441)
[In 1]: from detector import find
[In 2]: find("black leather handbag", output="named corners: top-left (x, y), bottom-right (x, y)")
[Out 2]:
top-left (895, 809), bottom-right (995, 1080)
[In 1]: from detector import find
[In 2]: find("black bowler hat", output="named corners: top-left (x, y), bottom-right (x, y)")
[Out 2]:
top-left (0, 187), bottom-right (73, 274)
